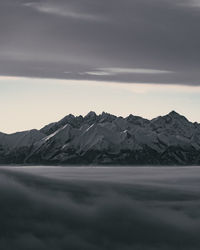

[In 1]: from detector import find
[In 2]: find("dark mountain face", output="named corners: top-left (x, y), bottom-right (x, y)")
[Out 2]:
top-left (1, 111), bottom-right (200, 165)
top-left (40, 111), bottom-right (117, 136)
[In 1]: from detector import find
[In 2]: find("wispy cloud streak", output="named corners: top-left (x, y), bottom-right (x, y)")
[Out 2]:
top-left (84, 68), bottom-right (173, 76)
top-left (23, 1), bottom-right (104, 21)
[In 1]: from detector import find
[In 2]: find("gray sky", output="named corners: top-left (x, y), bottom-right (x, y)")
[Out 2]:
top-left (1, 0), bottom-right (200, 133)
top-left (1, 0), bottom-right (200, 85)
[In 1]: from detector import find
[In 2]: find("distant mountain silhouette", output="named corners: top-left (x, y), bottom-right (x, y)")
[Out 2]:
top-left (1, 111), bottom-right (200, 165)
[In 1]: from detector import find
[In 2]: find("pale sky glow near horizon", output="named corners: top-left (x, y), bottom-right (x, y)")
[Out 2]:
top-left (1, 76), bottom-right (200, 134)
top-left (1, 0), bottom-right (200, 133)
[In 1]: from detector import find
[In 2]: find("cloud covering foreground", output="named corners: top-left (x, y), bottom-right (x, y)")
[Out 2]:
top-left (0, 167), bottom-right (200, 250)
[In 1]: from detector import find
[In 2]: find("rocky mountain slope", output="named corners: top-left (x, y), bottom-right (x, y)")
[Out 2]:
top-left (1, 111), bottom-right (200, 165)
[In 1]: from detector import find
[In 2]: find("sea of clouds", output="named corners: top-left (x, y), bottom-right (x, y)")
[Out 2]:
top-left (0, 166), bottom-right (200, 250)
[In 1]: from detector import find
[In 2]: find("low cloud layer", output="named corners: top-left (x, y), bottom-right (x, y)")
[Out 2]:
top-left (0, 0), bottom-right (200, 85)
top-left (0, 167), bottom-right (200, 250)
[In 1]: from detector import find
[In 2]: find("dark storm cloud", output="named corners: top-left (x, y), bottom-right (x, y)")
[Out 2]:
top-left (0, 168), bottom-right (200, 250)
top-left (0, 0), bottom-right (200, 85)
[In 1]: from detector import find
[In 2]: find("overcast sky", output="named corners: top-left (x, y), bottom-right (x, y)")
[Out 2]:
top-left (1, 0), bottom-right (200, 132)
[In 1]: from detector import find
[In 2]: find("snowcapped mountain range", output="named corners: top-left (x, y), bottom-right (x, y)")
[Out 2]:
top-left (1, 111), bottom-right (200, 165)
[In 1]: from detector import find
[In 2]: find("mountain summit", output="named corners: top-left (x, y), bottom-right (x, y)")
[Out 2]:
top-left (0, 111), bottom-right (200, 165)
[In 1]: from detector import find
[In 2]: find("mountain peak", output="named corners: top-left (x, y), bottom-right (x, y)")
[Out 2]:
top-left (84, 111), bottom-right (97, 119)
top-left (99, 112), bottom-right (116, 122)
top-left (167, 110), bottom-right (188, 122)
top-left (168, 110), bottom-right (181, 117)
top-left (60, 113), bottom-right (75, 122)
top-left (101, 111), bottom-right (110, 117)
